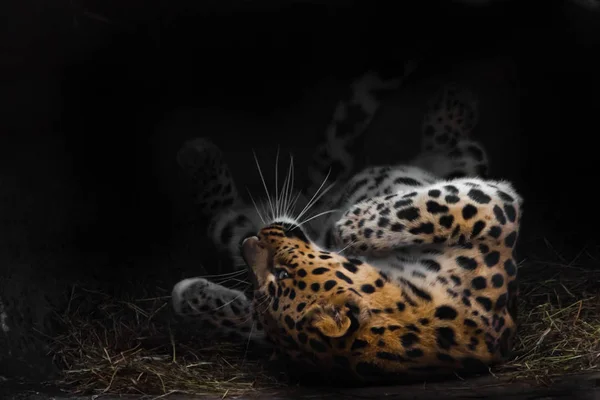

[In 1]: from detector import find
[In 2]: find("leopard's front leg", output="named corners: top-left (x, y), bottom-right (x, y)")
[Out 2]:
top-left (177, 137), bottom-right (262, 269)
top-left (172, 277), bottom-right (267, 342)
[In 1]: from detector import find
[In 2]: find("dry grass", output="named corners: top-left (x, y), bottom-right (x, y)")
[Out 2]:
top-left (494, 243), bottom-right (600, 382)
top-left (46, 241), bottom-right (600, 398)
top-left (47, 286), bottom-right (284, 398)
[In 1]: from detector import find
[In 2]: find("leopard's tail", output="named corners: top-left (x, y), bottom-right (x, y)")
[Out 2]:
top-left (303, 59), bottom-right (421, 235)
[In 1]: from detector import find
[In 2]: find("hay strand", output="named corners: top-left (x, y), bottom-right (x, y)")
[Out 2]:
top-left (47, 241), bottom-right (600, 396)
top-left (48, 286), bottom-right (282, 397)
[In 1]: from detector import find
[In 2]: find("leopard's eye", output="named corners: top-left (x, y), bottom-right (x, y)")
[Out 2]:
top-left (274, 269), bottom-right (290, 280)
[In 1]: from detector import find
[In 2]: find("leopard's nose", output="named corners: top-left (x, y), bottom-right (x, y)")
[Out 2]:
top-left (241, 236), bottom-right (258, 247)
top-left (241, 236), bottom-right (261, 267)
top-left (241, 236), bottom-right (270, 286)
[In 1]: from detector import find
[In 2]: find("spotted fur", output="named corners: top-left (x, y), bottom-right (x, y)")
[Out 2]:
top-left (172, 71), bottom-right (523, 382)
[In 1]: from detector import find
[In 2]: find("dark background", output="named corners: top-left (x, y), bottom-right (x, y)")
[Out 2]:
top-left (1, 0), bottom-right (599, 380)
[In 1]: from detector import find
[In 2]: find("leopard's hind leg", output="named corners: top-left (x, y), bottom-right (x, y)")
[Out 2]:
top-left (303, 61), bottom-right (420, 242)
top-left (306, 62), bottom-right (419, 196)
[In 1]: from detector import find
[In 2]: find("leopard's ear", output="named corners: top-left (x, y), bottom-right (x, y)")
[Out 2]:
top-left (304, 295), bottom-right (368, 338)
top-left (304, 303), bottom-right (352, 338)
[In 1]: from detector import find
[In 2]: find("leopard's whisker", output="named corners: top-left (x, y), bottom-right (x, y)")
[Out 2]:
top-left (296, 168), bottom-right (331, 219)
top-left (197, 270), bottom-right (247, 279)
top-left (293, 167), bottom-right (332, 225)
top-left (241, 320), bottom-right (256, 365)
top-left (238, 307), bottom-right (259, 325)
top-left (337, 239), bottom-right (357, 255)
top-left (295, 209), bottom-right (339, 230)
top-left (213, 291), bottom-right (248, 311)
top-left (214, 277), bottom-right (246, 287)
top-left (229, 281), bottom-right (253, 292)
top-left (247, 188), bottom-right (266, 225)
top-left (261, 201), bottom-right (271, 224)
top-left (274, 145), bottom-right (281, 221)
top-left (281, 154), bottom-right (295, 219)
top-left (276, 150), bottom-right (289, 221)
top-left (294, 180), bottom-right (337, 226)
top-left (289, 191), bottom-right (303, 219)
top-left (289, 155), bottom-right (300, 217)
top-left (214, 278), bottom-right (250, 288)
top-left (253, 149), bottom-right (275, 221)
top-left (255, 294), bottom-right (272, 310)
top-left (237, 311), bottom-right (254, 325)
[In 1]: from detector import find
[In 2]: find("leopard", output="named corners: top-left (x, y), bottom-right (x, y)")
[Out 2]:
top-left (170, 62), bottom-right (523, 384)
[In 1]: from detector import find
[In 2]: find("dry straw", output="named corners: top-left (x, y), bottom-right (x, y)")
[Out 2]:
top-left (47, 243), bottom-right (600, 397)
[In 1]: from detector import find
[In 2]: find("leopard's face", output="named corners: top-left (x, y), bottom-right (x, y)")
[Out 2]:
top-left (241, 222), bottom-right (376, 366)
